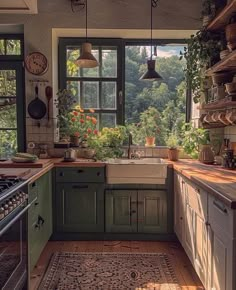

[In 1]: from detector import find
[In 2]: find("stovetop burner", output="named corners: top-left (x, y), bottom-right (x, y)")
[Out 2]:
top-left (0, 177), bottom-right (23, 194)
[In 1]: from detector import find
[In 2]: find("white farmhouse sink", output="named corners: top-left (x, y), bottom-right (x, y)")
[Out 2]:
top-left (106, 158), bottom-right (168, 184)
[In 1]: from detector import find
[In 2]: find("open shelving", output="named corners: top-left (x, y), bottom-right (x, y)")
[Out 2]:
top-left (207, 0), bottom-right (236, 31)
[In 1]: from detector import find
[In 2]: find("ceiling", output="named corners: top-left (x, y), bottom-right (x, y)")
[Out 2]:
top-left (0, 0), bottom-right (38, 14)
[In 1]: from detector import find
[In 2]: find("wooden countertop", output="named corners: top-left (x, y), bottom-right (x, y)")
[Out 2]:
top-left (172, 160), bottom-right (236, 209)
top-left (3, 157), bottom-right (236, 209)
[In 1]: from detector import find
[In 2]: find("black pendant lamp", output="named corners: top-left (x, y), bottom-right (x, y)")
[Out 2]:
top-left (140, 0), bottom-right (162, 81)
top-left (75, 0), bottom-right (99, 68)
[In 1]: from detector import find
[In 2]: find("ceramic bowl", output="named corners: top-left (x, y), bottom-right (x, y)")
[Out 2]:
top-left (218, 112), bottom-right (231, 125)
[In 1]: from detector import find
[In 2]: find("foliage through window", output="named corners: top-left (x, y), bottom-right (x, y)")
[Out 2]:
top-left (59, 38), bottom-right (122, 129)
top-left (59, 39), bottom-right (186, 146)
top-left (0, 35), bottom-right (24, 157)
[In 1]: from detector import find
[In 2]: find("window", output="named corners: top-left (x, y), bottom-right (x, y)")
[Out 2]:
top-left (0, 35), bottom-right (25, 157)
top-left (125, 41), bottom-right (186, 145)
top-left (59, 38), bottom-right (187, 145)
top-left (59, 38), bottom-right (123, 129)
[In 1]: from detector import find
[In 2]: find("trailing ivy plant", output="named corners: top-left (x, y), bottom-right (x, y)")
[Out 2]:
top-left (180, 29), bottom-right (222, 103)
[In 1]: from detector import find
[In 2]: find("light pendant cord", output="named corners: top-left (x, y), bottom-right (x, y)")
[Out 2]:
top-left (151, 0), bottom-right (159, 60)
top-left (86, 0), bottom-right (88, 42)
top-left (150, 0), bottom-right (152, 60)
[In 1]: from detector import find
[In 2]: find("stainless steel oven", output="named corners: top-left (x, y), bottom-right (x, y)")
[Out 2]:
top-left (0, 179), bottom-right (33, 290)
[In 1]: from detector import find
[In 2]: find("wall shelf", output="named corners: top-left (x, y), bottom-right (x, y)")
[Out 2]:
top-left (202, 97), bottom-right (236, 110)
top-left (206, 50), bottom-right (236, 76)
top-left (207, 0), bottom-right (236, 31)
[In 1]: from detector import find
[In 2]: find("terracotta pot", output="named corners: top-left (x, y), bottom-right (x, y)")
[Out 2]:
top-left (70, 136), bottom-right (80, 147)
top-left (145, 136), bottom-right (155, 147)
top-left (198, 144), bottom-right (214, 164)
top-left (168, 148), bottom-right (179, 161)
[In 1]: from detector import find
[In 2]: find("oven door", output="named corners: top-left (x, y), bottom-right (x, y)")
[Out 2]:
top-left (0, 203), bottom-right (31, 290)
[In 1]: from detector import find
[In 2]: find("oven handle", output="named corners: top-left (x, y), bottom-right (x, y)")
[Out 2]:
top-left (0, 197), bottom-right (37, 236)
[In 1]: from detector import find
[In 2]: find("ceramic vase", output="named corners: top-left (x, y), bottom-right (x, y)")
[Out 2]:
top-left (168, 148), bottom-right (179, 161)
top-left (70, 136), bottom-right (80, 147)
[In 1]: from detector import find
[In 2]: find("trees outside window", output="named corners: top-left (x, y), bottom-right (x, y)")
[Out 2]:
top-left (0, 35), bottom-right (24, 157)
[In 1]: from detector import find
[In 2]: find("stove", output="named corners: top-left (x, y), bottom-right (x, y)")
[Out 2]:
top-left (0, 175), bottom-right (30, 289)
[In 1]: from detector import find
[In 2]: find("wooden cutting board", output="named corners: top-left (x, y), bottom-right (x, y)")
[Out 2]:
top-left (0, 168), bottom-right (31, 178)
top-left (0, 159), bottom-right (53, 168)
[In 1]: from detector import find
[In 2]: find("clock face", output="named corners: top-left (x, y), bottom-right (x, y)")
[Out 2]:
top-left (25, 52), bottom-right (48, 75)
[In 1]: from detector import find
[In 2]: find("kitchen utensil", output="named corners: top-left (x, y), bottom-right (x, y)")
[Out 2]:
top-left (28, 85), bottom-right (47, 120)
top-left (45, 86), bottom-right (53, 121)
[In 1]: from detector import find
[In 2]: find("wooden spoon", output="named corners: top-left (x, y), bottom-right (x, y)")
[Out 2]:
top-left (45, 86), bottom-right (53, 122)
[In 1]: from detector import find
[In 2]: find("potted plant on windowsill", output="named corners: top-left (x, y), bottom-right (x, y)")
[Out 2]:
top-left (139, 107), bottom-right (160, 147)
top-left (166, 134), bottom-right (179, 161)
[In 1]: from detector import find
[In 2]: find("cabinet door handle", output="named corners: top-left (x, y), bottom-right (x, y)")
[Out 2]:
top-left (213, 200), bottom-right (228, 214)
top-left (59, 172), bottom-right (64, 177)
top-left (72, 185), bottom-right (89, 189)
top-left (77, 169), bottom-right (84, 173)
top-left (31, 182), bottom-right (36, 188)
top-left (130, 210), bottom-right (136, 215)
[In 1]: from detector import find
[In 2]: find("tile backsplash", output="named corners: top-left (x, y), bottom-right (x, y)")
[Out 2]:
top-left (224, 125), bottom-right (236, 142)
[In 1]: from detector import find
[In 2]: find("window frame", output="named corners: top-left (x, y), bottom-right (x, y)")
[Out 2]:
top-left (0, 34), bottom-right (25, 152)
top-left (59, 37), bottom-right (189, 127)
top-left (58, 37), bottom-right (124, 127)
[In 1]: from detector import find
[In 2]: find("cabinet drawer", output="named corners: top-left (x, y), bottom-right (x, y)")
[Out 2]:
top-left (56, 167), bottom-right (105, 183)
top-left (184, 179), bottom-right (207, 219)
top-left (208, 195), bottom-right (233, 236)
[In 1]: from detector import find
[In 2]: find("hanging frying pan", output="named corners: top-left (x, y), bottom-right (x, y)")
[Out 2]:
top-left (28, 85), bottom-right (47, 120)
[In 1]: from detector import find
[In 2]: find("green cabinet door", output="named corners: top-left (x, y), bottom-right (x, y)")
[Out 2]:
top-left (28, 171), bottom-right (52, 272)
top-left (56, 183), bottom-right (104, 232)
top-left (105, 190), bottom-right (137, 233)
top-left (138, 190), bottom-right (167, 233)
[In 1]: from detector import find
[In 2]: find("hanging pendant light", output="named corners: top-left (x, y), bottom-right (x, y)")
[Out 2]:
top-left (140, 0), bottom-right (162, 81)
top-left (75, 0), bottom-right (99, 68)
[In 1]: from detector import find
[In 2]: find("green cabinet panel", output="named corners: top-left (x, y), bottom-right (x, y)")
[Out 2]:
top-left (28, 171), bottom-right (52, 272)
top-left (56, 183), bottom-right (104, 232)
top-left (105, 189), bottom-right (167, 234)
top-left (106, 190), bottom-right (137, 233)
top-left (55, 167), bottom-right (105, 183)
top-left (138, 190), bottom-right (167, 233)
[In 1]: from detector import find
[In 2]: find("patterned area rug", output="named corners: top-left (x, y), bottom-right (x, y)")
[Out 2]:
top-left (38, 252), bottom-right (181, 290)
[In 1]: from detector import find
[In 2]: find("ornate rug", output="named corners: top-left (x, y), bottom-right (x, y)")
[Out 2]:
top-left (38, 252), bottom-right (181, 290)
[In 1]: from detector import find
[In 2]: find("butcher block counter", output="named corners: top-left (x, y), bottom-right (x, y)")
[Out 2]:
top-left (172, 160), bottom-right (236, 209)
top-left (1, 158), bottom-right (236, 208)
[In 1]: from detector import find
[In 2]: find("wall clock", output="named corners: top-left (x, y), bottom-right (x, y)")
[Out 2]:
top-left (25, 52), bottom-right (48, 75)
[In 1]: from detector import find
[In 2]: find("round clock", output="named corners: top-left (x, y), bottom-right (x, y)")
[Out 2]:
top-left (25, 52), bottom-right (48, 75)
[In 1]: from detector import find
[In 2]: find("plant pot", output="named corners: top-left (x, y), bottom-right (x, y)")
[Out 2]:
top-left (168, 148), bottom-right (179, 161)
top-left (145, 136), bottom-right (155, 147)
top-left (198, 144), bottom-right (214, 164)
top-left (80, 148), bottom-right (95, 159)
top-left (70, 136), bottom-right (80, 147)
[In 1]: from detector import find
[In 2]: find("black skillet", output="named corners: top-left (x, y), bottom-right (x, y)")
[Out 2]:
top-left (28, 85), bottom-right (47, 119)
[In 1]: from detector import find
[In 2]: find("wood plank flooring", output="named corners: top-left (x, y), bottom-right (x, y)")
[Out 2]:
top-left (30, 241), bottom-right (204, 290)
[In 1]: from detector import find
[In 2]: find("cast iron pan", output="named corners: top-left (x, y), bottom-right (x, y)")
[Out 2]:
top-left (28, 85), bottom-right (47, 120)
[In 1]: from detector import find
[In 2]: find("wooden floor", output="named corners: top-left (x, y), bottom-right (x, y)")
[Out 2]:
top-left (30, 241), bottom-right (204, 290)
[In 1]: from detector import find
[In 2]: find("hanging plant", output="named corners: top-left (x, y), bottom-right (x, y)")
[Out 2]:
top-left (180, 29), bottom-right (222, 103)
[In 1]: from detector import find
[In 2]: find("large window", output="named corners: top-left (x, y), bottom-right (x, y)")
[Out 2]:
top-left (59, 38), bottom-right (123, 128)
top-left (59, 38), bottom-right (186, 145)
top-left (0, 35), bottom-right (25, 157)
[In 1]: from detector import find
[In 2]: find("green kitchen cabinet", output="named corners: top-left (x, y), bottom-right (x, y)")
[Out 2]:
top-left (138, 190), bottom-right (167, 233)
top-left (28, 171), bottom-right (52, 272)
top-left (105, 189), bottom-right (167, 234)
top-left (105, 190), bottom-right (137, 233)
top-left (56, 183), bottom-right (104, 232)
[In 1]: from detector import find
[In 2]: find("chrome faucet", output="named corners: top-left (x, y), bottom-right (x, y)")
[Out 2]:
top-left (127, 132), bottom-right (133, 159)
